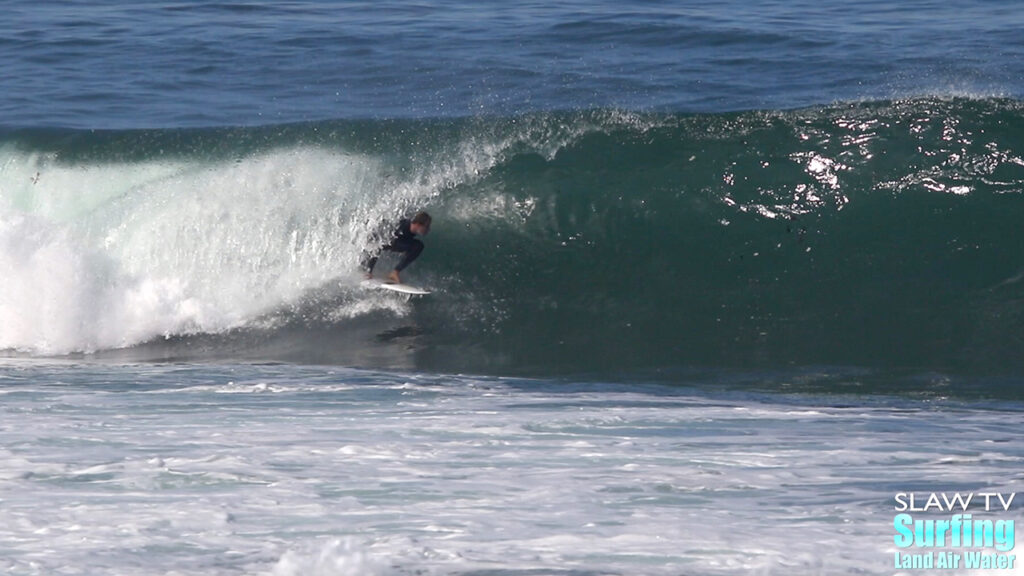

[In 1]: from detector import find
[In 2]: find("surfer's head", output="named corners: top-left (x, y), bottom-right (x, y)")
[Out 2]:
top-left (411, 211), bottom-right (432, 236)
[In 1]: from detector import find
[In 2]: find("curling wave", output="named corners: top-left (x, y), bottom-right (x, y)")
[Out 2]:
top-left (1, 98), bottom-right (1023, 376)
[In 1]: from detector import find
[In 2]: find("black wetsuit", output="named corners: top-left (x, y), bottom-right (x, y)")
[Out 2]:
top-left (362, 218), bottom-right (424, 274)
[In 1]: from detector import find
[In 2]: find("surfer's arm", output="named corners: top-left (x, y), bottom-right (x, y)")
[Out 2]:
top-left (361, 254), bottom-right (378, 277)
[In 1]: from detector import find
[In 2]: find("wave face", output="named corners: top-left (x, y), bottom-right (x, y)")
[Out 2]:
top-left (2, 98), bottom-right (1023, 375)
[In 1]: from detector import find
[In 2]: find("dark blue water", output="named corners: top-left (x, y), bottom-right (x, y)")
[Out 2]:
top-left (2, 1), bottom-right (1024, 386)
top-left (3, 1), bottom-right (1022, 128)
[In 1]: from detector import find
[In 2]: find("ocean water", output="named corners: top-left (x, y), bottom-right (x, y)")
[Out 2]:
top-left (3, 1), bottom-right (1024, 574)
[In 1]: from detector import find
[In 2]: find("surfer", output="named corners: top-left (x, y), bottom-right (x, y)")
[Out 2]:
top-left (362, 211), bottom-right (432, 284)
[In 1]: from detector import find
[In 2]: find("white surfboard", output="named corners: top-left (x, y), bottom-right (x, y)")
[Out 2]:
top-left (362, 279), bottom-right (431, 295)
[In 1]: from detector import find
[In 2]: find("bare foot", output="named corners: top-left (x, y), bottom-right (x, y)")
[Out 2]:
top-left (386, 270), bottom-right (401, 284)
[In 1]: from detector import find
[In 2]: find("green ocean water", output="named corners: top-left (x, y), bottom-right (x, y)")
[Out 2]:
top-left (2, 98), bottom-right (1023, 379)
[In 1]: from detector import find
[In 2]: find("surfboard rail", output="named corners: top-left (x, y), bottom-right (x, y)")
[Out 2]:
top-left (361, 279), bottom-right (431, 295)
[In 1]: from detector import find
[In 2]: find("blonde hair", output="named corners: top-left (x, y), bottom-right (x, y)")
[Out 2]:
top-left (412, 211), bottom-right (432, 228)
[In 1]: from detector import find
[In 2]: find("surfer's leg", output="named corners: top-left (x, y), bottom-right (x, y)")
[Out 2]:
top-left (391, 238), bottom-right (424, 272)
